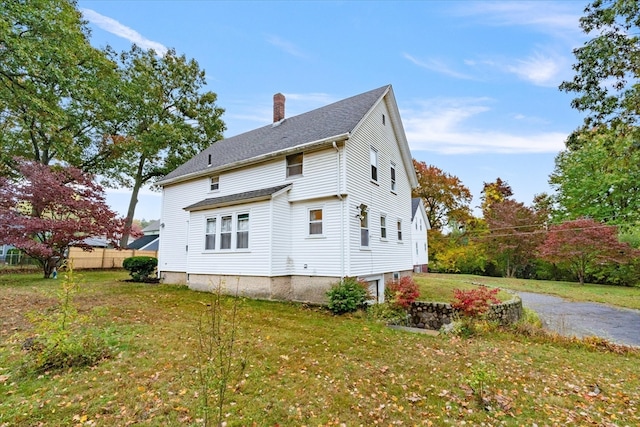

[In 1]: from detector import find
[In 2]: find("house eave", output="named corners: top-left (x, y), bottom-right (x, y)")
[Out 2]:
top-left (158, 132), bottom-right (351, 187)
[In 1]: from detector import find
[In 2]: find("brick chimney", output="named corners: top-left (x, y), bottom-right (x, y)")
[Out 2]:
top-left (273, 93), bottom-right (285, 123)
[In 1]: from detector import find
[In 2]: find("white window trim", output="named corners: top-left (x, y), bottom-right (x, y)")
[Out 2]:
top-left (380, 213), bottom-right (387, 241)
top-left (286, 153), bottom-right (303, 178)
top-left (307, 207), bottom-right (325, 237)
top-left (204, 211), bottom-right (251, 253)
top-left (370, 147), bottom-right (378, 183)
top-left (390, 162), bottom-right (397, 193)
top-left (359, 204), bottom-right (370, 249)
top-left (204, 217), bottom-right (217, 251)
top-left (397, 218), bottom-right (403, 242)
top-left (209, 176), bottom-right (220, 192)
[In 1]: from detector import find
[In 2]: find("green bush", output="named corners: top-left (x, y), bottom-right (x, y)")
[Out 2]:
top-left (326, 277), bottom-right (369, 314)
top-left (122, 256), bottom-right (158, 282)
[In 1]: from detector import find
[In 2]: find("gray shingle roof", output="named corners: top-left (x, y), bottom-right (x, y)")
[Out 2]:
top-left (412, 198), bottom-right (420, 218)
top-left (160, 85), bottom-right (390, 184)
top-left (184, 184), bottom-right (291, 212)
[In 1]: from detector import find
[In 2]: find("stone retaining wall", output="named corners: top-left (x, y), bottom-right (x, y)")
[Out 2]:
top-left (408, 295), bottom-right (523, 330)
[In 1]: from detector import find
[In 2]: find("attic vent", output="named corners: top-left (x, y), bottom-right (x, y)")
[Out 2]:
top-left (208, 154), bottom-right (212, 166)
top-left (273, 93), bottom-right (285, 123)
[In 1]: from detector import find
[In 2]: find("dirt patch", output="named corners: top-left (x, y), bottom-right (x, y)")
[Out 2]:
top-left (0, 290), bottom-right (57, 337)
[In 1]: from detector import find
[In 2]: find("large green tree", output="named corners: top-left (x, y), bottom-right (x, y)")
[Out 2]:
top-left (0, 0), bottom-right (118, 173)
top-left (560, 0), bottom-right (640, 128)
top-left (550, 127), bottom-right (640, 226)
top-left (103, 45), bottom-right (226, 245)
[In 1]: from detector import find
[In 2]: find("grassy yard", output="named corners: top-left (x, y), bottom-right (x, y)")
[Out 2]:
top-left (1, 270), bottom-right (639, 426)
top-left (416, 272), bottom-right (640, 310)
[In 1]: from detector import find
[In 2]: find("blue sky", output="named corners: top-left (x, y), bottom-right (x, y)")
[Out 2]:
top-left (78, 1), bottom-right (589, 221)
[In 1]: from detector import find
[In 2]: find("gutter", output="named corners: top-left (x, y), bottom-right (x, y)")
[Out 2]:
top-left (157, 132), bottom-right (352, 187)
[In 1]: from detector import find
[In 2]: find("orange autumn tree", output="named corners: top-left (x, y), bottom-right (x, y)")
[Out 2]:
top-left (412, 160), bottom-right (472, 231)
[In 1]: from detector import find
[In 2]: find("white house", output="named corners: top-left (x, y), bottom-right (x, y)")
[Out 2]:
top-left (156, 85), bottom-right (420, 303)
top-left (411, 198), bottom-right (430, 273)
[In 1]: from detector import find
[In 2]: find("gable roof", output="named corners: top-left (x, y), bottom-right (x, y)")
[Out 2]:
top-left (184, 184), bottom-right (291, 212)
top-left (128, 234), bottom-right (159, 250)
top-left (158, 85), bottom-right (391, 186)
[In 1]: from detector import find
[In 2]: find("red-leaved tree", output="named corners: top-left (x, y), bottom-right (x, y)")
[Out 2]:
top-left (538, 218), bottom-right (637, 285)
top-left (0, 159), bottom-right (125, 278)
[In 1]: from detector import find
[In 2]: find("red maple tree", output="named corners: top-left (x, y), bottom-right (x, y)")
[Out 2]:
top-left (538, 218), bottom-right (637, 284)
top-left (0, 159), bottom-right (125, 278)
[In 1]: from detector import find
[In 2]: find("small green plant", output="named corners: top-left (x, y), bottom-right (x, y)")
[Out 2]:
top-left (122, 256), bottom-right (158, 282)
top-left (194, 280), bottom-right (246, 427)
top-left (21, 264), bottom-right (113, 373)
top-left (468, 362), bottom-right (497, 406)
top-left (367, 301), bottom-right (410, 325)
top-left (326, 277), bottom-right (369, 314)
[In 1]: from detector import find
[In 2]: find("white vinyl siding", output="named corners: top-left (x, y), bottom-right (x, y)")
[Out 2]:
top-left (344, 99), bottom-right (414, 276)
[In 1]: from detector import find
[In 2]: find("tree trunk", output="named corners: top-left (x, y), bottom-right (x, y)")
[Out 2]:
top-left (119, 157), bottom-right (146, 248)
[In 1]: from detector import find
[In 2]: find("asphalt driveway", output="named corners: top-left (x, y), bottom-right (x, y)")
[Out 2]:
top-left (517, 291), bottom-right (640, 347)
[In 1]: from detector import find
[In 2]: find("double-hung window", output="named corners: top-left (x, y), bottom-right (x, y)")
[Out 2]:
top-left (370, 148), bottom-right (378, 182)
top-left (286, 153), bottom-right (303, 178)
top-left (205, 218), bottom-right (216, 250)
top-left (220, 215), bottom-right (232, 249)
top-left (309, 209), bottom-right (323, 235)
top-left (236, 213), bottom-right (249, 249)
top-left (210, 176), bottom-right (219, 191)
top-left (360, 205), bottom-right (369, 247)
top-left (397, 219), bottom-right (403, 241)
top-left (390, 162), bottom-right (396, 192)
top-left (380, 215), bottom-right (387, 239)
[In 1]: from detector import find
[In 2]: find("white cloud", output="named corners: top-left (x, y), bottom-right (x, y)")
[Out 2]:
top-left (402, 98), bottom-right (567, 154)
top-left (265, 34), bottom-right (308, 58)
top-left (81, 8), bottom-right (168, 55)
top-left (505, 51), bottom-right (566, 87)
top-left (454, 1), bottom-right (582, 36)
top-left (403, 53), bottom-right (474, 80)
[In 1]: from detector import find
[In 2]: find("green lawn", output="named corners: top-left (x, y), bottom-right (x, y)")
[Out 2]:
top-left (1, 270), bottom-right (639, 426)
top-left (416, 272), bottom-right (640, 310)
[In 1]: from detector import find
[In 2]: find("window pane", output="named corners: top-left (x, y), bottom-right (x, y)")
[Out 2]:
top-left (380, 216), bottom-right (387, 239)
top-left (370, 148), bottom-right (378, 181)
top-left (361, 228), bottom-right (369, 247)
top-left (286, 153), bottom-right (303, 177)
top-left (309, 222), bottom-right (322, 235)
top-left (397, 220), bottom-right (403, 240)
top-left (221, 216), bottom-right (232, 249)
top-left (210, 176), bottom-right (219, 191)
top-left (206, 218), bottom-right (216, 234)
top-left (205, 234), bottom-right (215, 250)
top-left (237, 214), bottom-right (249, 248)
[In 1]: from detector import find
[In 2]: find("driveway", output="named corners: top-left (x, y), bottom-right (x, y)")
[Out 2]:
top-left (517, 291), bottom-right (640, 347)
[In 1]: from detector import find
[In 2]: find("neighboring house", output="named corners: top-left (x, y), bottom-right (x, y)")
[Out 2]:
top-left (411, 198), bottom-right (430, 273)
top-left (157, 85), bottom-right (420, 303)
top-left (128, 220), bottom-right (160, 251)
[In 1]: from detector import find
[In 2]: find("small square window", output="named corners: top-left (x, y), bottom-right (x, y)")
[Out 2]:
top-left (286, 153), bottom-right (303, 177)
top-left (210, 176), bottom-right (219, 191)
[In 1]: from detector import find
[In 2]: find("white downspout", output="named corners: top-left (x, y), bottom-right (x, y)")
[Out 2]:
top-left (333, 141), bottom-right (345, 280)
